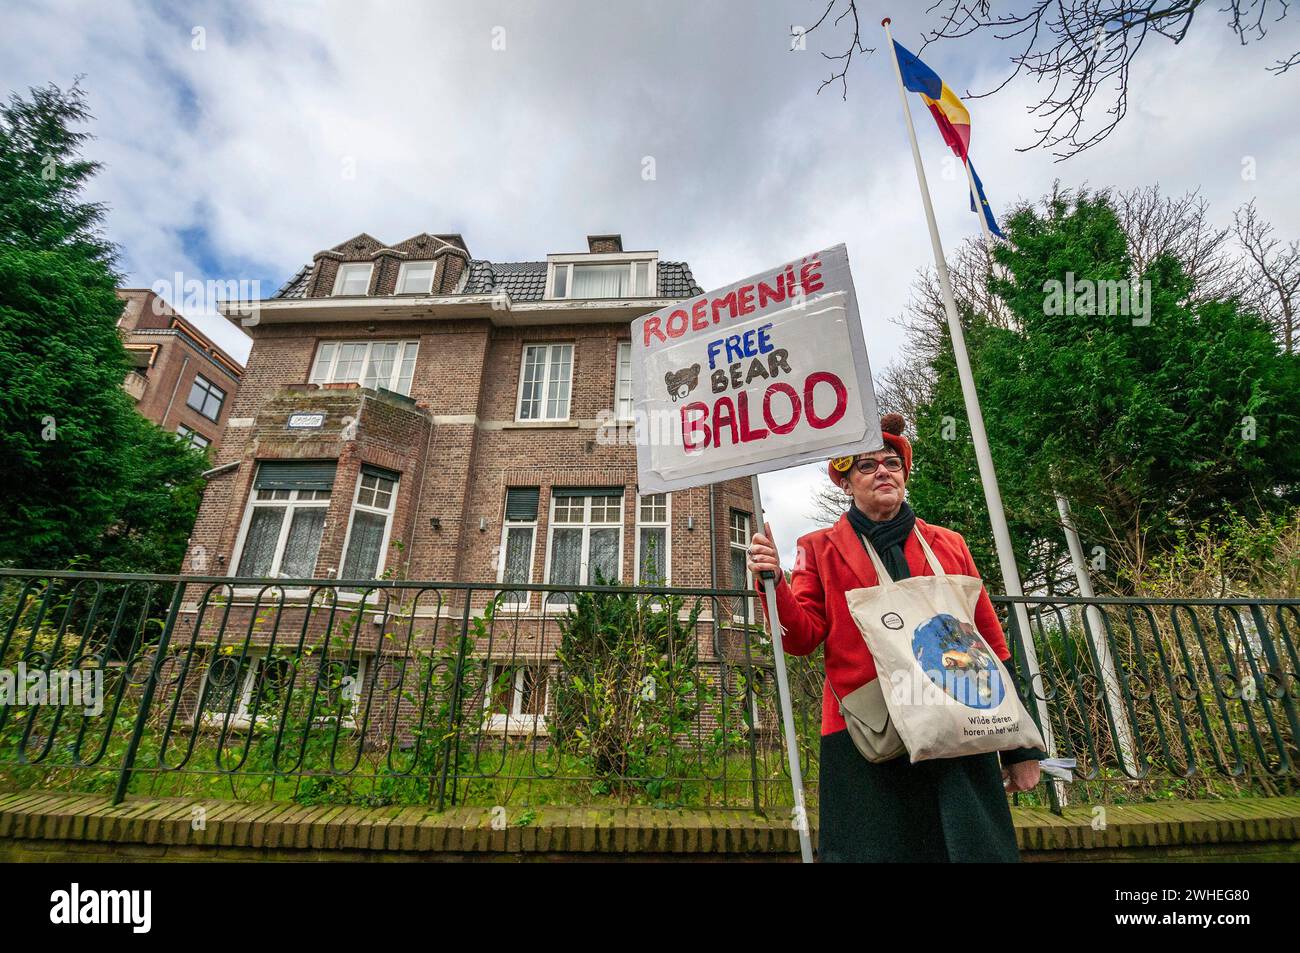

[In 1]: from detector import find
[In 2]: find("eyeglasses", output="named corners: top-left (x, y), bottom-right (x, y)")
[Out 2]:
top-left (854, 456), bottom-right (904, 474)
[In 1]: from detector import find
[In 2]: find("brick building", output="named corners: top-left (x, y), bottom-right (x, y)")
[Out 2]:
top-left (117, 289), bottom-right (245, 454)
top-left (171, 232), bottom-right (770, 740)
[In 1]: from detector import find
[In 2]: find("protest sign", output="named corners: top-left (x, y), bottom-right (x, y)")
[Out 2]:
top-left (631, 244), bottom-right (880, 493)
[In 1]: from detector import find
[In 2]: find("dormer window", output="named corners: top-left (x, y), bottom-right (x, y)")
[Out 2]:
top-left (396, 260), bottom-right (435, 294)
top-left (547, 257), bottom-right (656, 299)
top-left (332, 262), bottom-right (373, 296)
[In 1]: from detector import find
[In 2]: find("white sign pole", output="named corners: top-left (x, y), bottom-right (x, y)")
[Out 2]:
top-left (749, 475), bottom-right (814, 863)
top-left (883, 17), bottom-right (1058, 769)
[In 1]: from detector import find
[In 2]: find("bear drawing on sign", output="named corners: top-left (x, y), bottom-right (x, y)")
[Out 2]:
top-left (664, 364), bottom-right (701, 402)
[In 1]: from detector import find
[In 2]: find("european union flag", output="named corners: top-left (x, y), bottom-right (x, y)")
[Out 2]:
top-left (967, 159), bottom-right (1004, 239)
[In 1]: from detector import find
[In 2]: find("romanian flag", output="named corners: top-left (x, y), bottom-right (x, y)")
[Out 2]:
top-left (892, 40), bottom-right (1004, 238)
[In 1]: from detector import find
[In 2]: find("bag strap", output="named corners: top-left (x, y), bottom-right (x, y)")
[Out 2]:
top-left (912, 526), bottom-right (946, 577)
top-left (858, 526), bottom-right (946, 582)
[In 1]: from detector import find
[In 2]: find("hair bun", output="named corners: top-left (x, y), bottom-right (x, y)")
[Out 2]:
top-left (881, 413), bottom-right (905, 436)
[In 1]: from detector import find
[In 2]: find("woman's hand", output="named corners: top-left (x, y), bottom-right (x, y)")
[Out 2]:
top-left (1002, 760), bottom-right (1041, 793)
top-left (747, 524), bottom-right (781, 577)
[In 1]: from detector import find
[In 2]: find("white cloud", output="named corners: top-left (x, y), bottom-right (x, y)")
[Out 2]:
top-left (4, 1), bottom-right (1295, 560)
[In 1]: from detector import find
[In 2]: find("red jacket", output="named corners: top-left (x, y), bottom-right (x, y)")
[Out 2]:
top-left (759, 513), bottom-right (1012, 737)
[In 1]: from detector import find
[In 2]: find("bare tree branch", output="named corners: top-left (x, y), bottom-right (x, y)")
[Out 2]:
top-left (814, 1), bottom-right (1297, 159)
top-left (1234, 198), bottom-right (1300, 352)
top-left (801, 0), bottom-right (877, 99)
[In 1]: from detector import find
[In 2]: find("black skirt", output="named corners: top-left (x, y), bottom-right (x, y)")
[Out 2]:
top-left (817, 728), bottom-right (1021, 863)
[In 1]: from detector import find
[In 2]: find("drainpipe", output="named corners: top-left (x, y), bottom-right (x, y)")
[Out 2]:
top-left (162, 355), bottom-right (190, 428)
top-left (708, 483), bottom-right (717, 589)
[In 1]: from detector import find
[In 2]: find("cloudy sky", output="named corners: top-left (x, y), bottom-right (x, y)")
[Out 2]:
top-left (5, 1), bottom-right (1297, 566)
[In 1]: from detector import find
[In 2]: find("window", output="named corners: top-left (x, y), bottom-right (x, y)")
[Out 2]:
top-left (545, 489), bottom-right (623, 606)
top-left (483, 663), bottom-right (549, 734)
top-left (199, 653), bottom-right (363, 729)
top-left (332, 262), bottom-right (373, 296)
top-left (340, 467), bottom-right (399, 580)
top-left (176, 424), bottom-right (211, 450)
top-left (549, 260), bottom-right (654, 299)
top-left (636, 493), bottom-right (670, 585)
top-left (497, 488), bottom-right (539, 609)
top-left (310, 340), bottom-right (419, 396)
top-left (199, 653), bottom-right (255, 727)
top-left (234, 462), bottom-right (336, 578)
top-left (315, 657), bottom-right (366, 725)
top-left (729, 510), bottom-right (755, 621)
top-left (615, 342), bottom-right (634, 421)
top-left (395, 260), bottom-right (435, 294)
top-left (187, 375), bottom-right (226, 421)
top-left (516, 344), bottom-right (573, 421)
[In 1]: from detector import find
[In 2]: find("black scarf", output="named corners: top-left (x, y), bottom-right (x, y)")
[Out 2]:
top-left (847, 501), bottom-right (916, 582)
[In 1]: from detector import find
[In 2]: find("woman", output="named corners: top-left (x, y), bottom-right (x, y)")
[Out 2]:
top-left (747, 414), bottom-right (1044, 862)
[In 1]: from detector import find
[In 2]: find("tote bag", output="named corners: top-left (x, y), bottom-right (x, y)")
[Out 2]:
top-left (844, 529), bottom-right (1046, 763)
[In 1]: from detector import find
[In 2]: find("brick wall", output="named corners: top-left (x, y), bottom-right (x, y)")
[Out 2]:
top-left (117, 289), bottom-right (244, 454)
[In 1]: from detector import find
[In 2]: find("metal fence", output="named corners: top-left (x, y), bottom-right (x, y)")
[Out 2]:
top-left (0, 569), bottom-right (1296, 816)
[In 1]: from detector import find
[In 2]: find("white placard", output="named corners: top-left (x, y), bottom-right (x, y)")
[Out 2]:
top-left (632, 244), bottom-right (881, 493)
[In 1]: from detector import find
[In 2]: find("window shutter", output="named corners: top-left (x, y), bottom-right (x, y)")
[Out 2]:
top-left (254, 461), bottom-right (337, 492)
top-left (361, 463), bottom-right (401, 483)
top-left (551, 486), bottom-right (625, 499)
top-left (504, 488), bottom-right (539, 521)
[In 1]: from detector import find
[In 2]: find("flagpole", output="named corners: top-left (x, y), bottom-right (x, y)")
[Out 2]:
top-left (882, 17), bottom-right (1058, 772)
top-left (750, 476), bottom-right (814, 862)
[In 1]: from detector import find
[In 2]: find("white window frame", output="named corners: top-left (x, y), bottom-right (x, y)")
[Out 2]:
top-left (634, 492), bottom-right (671, 585)
top-left (395, 260), bottom-right (436, 295)
top-left (231, 486), bottom-right (332, 580)
top-left (338, 470), bottom-right (399, 583)
top-left (496, 496), bottom-right (538, 611)
top-left (729, 510), bottom-right (755, 623)
top-left (187, 374), bottom-right (226, 421)
top-left (309, 340), bottom-right (419, 396)
top-left (198, 653), bottom-right (365, 730)
top-left (546, 252), bottom-right (657, 300)
top-left (543, 492), bottom-right (624, 609)
top-left (482, 662), bottom-right (550, 735)
top-left (332, 262), bottom-right (374, 296)
top-left (515, 343), bottom-right (574, 422)
top-left (615, 342), bottom-right (634, 422)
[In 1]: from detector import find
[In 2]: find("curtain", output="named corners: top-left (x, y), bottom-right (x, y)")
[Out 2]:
top-left (502, 526), bottom-right (533, 603)
top-left (362, 342), bottom-right (399, 390)
top-left (548, 527), bottom-right (582, 605)
top-left (396, 342), bottom-right (418, 395)
top-left (730, 547), bottom-right (753, 620)
top-left (639, 527), bottom-right (666, 584)
top-left (334, 343), bottom-right (366, 382)
top-left (205, 656), bottom-right (250, 717)
top-left (280, 508), bottom-right (326, 577)
top-left (572, 263), bottom-right (629, 298)
top-left (589, 528), bottom-right (619, 585)
top-left (342, 511), bottom-right (387, 579)
top-left (310, 343), bottom-right (336, 383)
top-left (237, 507), bottom-right (285, 576)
